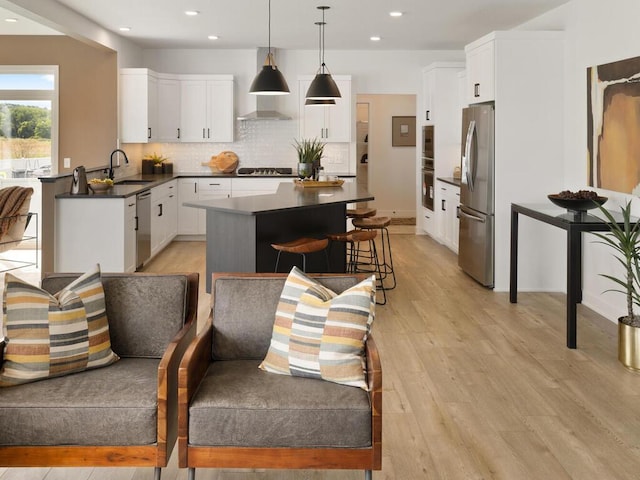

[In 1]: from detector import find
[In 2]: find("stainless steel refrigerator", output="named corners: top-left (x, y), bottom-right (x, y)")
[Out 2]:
top-left (458, 104), bottom-right (495, 287)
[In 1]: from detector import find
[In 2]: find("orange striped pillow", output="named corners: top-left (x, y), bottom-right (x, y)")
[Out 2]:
top-left (0, 264), bottom-right (119, 387)
top-left (259, 267), bottom-right (376, 390)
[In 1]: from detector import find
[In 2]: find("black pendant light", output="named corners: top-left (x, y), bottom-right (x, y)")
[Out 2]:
top-left (249, 0), bottom-right (290, 95)
top-left (305, 98), bottom-right (336, 105)
top-left (306, 6), bottom-right (341, 100)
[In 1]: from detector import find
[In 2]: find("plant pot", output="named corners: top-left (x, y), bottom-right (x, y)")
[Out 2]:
top-left (153, 164), bottom-right (163, 174)
top-left (298, 162), bottom-right (313, 179)
top-left (618, 319), bottom-right (640, 371)
top-left (142, 159), bottom-right (154, 174)
top-left (162, 162), bottom-right (173, 174)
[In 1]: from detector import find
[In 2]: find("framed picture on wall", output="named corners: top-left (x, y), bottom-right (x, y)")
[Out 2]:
top-left (391, 116), bottom-right (416, 146)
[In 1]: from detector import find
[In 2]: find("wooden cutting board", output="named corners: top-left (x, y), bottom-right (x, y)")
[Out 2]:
top-left (202, 151), bottom-right (239, 173)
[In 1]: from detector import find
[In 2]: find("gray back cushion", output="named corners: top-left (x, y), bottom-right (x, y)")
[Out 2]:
top-left (211, 275), bottom-right (361, 360)
top-left (42, 274), bottom-right (188, 358)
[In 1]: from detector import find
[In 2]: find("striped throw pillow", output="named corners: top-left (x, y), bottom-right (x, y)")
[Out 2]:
top-left (0, 264), bottom-right (119, 387)
top-left (259, 267), bottom-right (376, 390)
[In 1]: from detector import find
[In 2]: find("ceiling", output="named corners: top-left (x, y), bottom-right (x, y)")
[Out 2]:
top-left (0, 0), bottom-right (568, 50)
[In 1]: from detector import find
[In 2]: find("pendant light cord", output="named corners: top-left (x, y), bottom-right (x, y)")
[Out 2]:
top-left (268, 0), bottom-right (272, 65)
top-left (321, 7), bottom-right (326, 73)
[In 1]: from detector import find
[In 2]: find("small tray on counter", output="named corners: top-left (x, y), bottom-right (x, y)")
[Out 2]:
top-left (294, 179), bottom-right (344, 188)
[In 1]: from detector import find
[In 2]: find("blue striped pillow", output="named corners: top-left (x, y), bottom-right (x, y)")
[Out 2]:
top-left (0, 264), bottom-right (119, 386)
top-left (259, 267), bottom-right (375, 390)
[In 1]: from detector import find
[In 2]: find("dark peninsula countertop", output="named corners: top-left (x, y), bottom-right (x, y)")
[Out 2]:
top-left (54, 172), bottom-right (357, 199)
top-left (184, 181), bottom-right (374, 215)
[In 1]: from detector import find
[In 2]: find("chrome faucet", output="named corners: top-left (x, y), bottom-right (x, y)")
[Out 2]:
top-left (109, 149), bottom-right (129, 180)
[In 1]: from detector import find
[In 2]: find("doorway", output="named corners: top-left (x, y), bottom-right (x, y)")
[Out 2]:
top-left (356, 102), bottom-right (369, 191)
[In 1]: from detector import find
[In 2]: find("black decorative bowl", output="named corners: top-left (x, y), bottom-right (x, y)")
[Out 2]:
top-left (547, 194), bottom-right (608, 212)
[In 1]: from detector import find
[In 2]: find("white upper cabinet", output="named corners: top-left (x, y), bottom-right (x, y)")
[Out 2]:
top-left (298, 75), bottom-right (352, 142)
top-left (156, 77), bottom-right (181, 142)
top-left (180, 76), bottom-right (234, 143)
top-left (465, 39), bottom-right (495, 104)
top-left (120, 68), bottom-right (158, 143)
top-left (120, 70), bottom-right (234, 144)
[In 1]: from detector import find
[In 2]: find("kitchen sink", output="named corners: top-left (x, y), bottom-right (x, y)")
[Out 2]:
top-left (116, 179), bottom-right (154, 185)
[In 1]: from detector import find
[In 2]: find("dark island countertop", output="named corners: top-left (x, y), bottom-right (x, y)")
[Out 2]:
top-left (184, 181), bottom-right (374, 215)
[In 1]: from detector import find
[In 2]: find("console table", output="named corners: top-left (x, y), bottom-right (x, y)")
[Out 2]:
top-left (510, 203), bottom-right (629, 349)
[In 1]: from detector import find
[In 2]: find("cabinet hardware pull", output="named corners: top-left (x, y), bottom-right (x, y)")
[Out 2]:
top-left (177, 128), bottom-right (180, 139)
top-left (426, 110), bottom-right (430, 121)
top-left (147, 127), bottom-right (151, 139)
top-left (159, 204), bottom-right (163, 217)
top-left (208, 128), bottom-right (210, 138)
top-left (128, 203), bottom-right (135, 207)
top-left (135, 216), bottom-right (138, 231)
top-left (474, 83), bottom-right (480, 97)
top-left (202, 128), bottom-right (206, 138)
top-left (441, 199), bottom-right (446, 211)
top-left (194, 182), bottom-right (197, 194)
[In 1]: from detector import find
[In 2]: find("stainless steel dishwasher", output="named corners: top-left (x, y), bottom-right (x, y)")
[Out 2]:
top-left (136, 190), bottom-right (151, 270)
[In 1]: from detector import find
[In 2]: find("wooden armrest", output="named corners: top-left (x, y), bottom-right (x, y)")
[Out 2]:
top-left (157, 272), bottom-right (199, 464)
top-left (178, 314), bottom-right (213, 467)
top-left (365, 334), bottom-right (382, 469)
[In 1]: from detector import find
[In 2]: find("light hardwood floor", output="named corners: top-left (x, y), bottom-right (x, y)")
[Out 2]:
top-left (3, 231), bottom-right (640, 479)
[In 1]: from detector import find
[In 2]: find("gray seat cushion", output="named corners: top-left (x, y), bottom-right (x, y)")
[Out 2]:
top-left (188, 360), bottom-right (372, 448)
top-left (0, 358), bottom-right (159, 446)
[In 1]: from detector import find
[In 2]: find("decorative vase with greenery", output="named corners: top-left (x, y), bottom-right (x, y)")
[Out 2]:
top-left (594, 201), bottom-right (640, 370)
top-left (143, 152), bottom-right (170, 174)
top-left (293, 138), bottom-right (325, 179)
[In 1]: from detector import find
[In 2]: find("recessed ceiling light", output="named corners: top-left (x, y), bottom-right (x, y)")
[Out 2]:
top-left (119, 26), bottom-right (131, 32)
top-left (207, 35), bottom-right (219, 40)
top-left (5, 18), bottom-right (18, 23)
top-left (370, 36), bottom-right (381, 42)
top-left (185, 10), bottom-right (199, 16)
top-left (389, 11), bottom-right (403, 17)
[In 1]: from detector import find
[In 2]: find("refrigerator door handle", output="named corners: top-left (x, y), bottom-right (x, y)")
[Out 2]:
top-left (464, 119), bottom-right (476, 191)
top-left (459, 209), bottom-right (486, 223)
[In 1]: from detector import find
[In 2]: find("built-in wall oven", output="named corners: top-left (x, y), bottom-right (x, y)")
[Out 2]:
top-left (422, 126), bottom-right (435, 210)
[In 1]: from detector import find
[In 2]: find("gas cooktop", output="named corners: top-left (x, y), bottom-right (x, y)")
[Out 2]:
top-left (236, 167), bottom-right (293, 176)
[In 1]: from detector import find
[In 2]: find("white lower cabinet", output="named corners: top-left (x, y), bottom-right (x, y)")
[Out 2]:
top-left (56, 197), bottom-right (136, 273)
top-left (421, 207), bottom-right (435, 236)
top-left (230, 178), bottom-right (283, 197)
top-left (436, 180), bottom-right (460, 253)
top-left (177, 178), bottom-right (231, 236)
top-left (151, 180), bottom-right (177, 257)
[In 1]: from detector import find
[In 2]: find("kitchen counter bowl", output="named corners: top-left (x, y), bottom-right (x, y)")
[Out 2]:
top-left (89, 182), bottom-right (113, 193)
top-left (547, 194), bottom-right (607, 212)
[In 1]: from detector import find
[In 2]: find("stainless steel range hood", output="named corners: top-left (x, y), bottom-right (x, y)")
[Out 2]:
top-left (237, 47), bottom-right (292, 121)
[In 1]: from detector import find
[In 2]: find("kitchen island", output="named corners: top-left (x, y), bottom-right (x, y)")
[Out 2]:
top-left (185, 181), bottom-right (374, 291)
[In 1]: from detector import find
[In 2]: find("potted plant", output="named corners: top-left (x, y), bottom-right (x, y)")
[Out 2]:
top-left (143, 152), bottom-right (170, 174)
top-left (594, 201), bottom-right (640, 370)
top-left (293, 138), bottom-right (325, 179)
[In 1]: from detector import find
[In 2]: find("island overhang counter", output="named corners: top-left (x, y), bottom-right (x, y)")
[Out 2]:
top-left (184, 181), bottom-right (374, 291)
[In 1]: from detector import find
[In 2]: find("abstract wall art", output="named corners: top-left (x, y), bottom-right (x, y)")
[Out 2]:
top-left (588, 55), bottom-right (640, 194)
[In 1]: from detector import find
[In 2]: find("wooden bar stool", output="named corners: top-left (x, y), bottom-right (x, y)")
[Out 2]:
top-left (352, 216), bottom-right (396, 290)
top-left (346, 207), bottom-right (376, 219)
top-left (271, 237), bottom-right (329, 273)
top-left (327, 230), bottom-right (386, 305)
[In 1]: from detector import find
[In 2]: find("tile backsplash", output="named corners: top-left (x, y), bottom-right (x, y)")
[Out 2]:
top-left (130, 120), bottom-right (351, 174)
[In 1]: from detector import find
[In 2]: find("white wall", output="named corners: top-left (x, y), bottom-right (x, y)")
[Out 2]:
top-left (358, 94), bottom-right (417, 218)
top-left (517, 0), bottom-right (640, 322)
